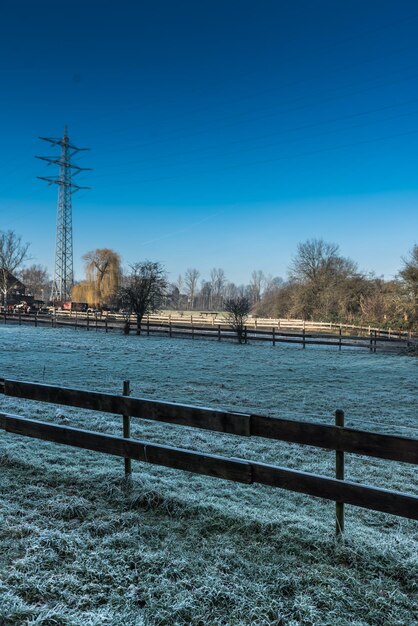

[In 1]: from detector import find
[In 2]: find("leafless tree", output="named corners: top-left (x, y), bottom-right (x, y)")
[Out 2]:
top-left (286, 239), bottom-right (359, 319)
top-left (224, 296), bottom-right (251, 344)
top-left (250, 270), bottom-right (265, 305)
top-left (176, 274), bottom-right (184, 295)
top-left (0, 230), bottom-right (30, 306)
top-left (19, 264), bottom-right (50, 301)
top-left (118, 261), bottom-right (167, 335)
top-left (210, 268), bottom-right (226, 309)
top-left (199, 280), bottom-right (212, 310)
top-left (289, 239), bottom-right (340, 283)
top-left (399, 244), bottom-right (418, 324)
top-left (184, 268), bottom-right (200, 309)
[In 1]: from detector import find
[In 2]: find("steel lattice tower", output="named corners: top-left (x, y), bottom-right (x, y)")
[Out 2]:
top-left (36, 127), bottom-right (91, 302)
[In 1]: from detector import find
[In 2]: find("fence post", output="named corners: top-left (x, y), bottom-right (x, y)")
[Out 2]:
top-left (169, 319), bottom-right (172, 337)
top-left (302, 327), bottom-right (306, 349)
top-left (272, 326), bottom-right (276, 346)
top-left (105, 317), bottom-right (108, 333)
top-left (218, 324), bottom-right (221, 341)
top-left (374, 330), bottom-right (377, 353)
top-left (75, 311), bottom-right (78, 329)
top-left (95, 312), bottom-right (98, 331)
top-left (335, 409), bottom-right (345, 536)
top-left (339, 325), bottom-right (342, 351)
top-left (122, 380), bottom-right (132, 478)
top-left (369, 331), bottom-right (373, 352)
top-left (35, 312), bottom-right (38, 327)
top-left (86, 312), bottom-right (90, 331)
top-left (147, 315), bottom-right (150, 336)
top-left (244, 325), bottom-right (248, 344)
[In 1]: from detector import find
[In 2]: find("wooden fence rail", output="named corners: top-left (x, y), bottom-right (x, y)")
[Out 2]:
top-left (1, 412), bottom-right (416, 520)
top-left (2, 379), bottom-right (417, 464)
top-left (1, 378), bottom-right (417, 528)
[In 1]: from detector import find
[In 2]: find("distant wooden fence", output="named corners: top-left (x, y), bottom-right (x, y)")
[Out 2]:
top-left (1, 312), bottom-right (414, 352)
top-left (1, 378), bottom-right (417, 534)
top-left (48, 310), bottom-right (416, 337)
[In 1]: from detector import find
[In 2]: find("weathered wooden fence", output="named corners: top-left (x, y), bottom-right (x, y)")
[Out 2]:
top-left (1, 312), bottom-right (413, 352)
top-left (1, 378), bottom-right (417, 534)
top-left (47, 310), bottom-right (417, 338)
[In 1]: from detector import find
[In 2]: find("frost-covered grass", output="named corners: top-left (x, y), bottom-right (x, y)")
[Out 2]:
top-left (0, 326), bottom-right (417, 625)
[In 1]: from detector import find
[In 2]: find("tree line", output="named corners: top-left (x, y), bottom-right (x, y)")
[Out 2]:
top-left (1, 229), bottom-right (417, 331)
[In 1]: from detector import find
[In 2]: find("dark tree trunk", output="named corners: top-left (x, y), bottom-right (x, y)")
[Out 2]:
top-left (136, 315), bottom-right (142, 335)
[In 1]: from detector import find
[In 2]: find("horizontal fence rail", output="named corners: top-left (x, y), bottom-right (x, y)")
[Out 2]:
top-left (0, 411), bottom-right (417, 521)
top-left (1, 378), bottom-right (417, 530)
top-left (2, 379), bottom-right (417, 465)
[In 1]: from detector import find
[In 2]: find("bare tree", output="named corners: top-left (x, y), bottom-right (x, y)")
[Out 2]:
top-left (289, 239), bottom-right (340, 283)
top-left (176, 274), bottom-right (184, 294)
top-left (0, 230), bottom-right (30, 306)
top-left (118, 261), bottom-right (167, 335)
top-left (250, 270), bottom-right (265, 305)
top-left (199, 280), bottom-right (212, 310)
top-left (224, 296), bottom-right (251, 344)
top-left (210, 268), bottom-right (226, 309)
top-left (184, 268), bottom-right (200, 309)
top-left (19, 264), bottom-right (50, 301)
top-left (287, 239), bottom-right (359, 319)
top-left (399, 244), bottom-right (418, 324)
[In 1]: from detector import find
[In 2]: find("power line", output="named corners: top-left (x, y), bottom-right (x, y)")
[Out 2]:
top-left (95, 64), bottom-right (418, 160)
top-left (92, 12), bottom-right (418, 140)
top-left (93, 103), bottom-right (418, 177)
top-left (98, 126), bottom-right (418, 189)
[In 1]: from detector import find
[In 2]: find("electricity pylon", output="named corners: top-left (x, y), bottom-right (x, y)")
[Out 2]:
top-left (36, 127), bottom-right (91, 302)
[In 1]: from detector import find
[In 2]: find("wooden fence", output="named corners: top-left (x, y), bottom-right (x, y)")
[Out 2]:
top-left (1, 311), bottom-right (413, 352)
top-left (0, 378), bottom-right (417, 534)
top-left (47, 310), bottom-right (416, 338)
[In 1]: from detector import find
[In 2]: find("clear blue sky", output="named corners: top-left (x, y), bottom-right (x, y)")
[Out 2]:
top-left (1, 0), bottom-right (417, 284)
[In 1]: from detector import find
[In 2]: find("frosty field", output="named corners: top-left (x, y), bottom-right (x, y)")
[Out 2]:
top-left (0, 325), bottom-right (417, 625)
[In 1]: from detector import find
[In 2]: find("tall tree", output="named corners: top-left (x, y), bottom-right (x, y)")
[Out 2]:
top-left (118, 261), bottom-right (167, 335)
top-left (210, 268), bottom-right (226, 309)
top-left (199, 280), bottom-right (212, 310)
top-left (289, 239), bottom-right (341, 283)
top-left (288, 239), bottom-right (359, 319)
top-left (399, 244), bottom-right (418, 324)
top-left (19, 264), bottom-right (50, 301)
top-left (0, 230), bottom-right (30, 306)
top-left (184, 268), bottom-right (200, 309)
top-left (82, 248), bottom-right (121, 307)
top-left (250, 270), bottom-right (265, 305)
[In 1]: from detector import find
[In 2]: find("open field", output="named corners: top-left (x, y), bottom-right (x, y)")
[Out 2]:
top-left (0, 326), bottom-right (417, 625)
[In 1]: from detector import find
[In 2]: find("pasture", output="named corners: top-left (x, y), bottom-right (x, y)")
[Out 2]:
top-left (0, 326), bottom-right (417, 625)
